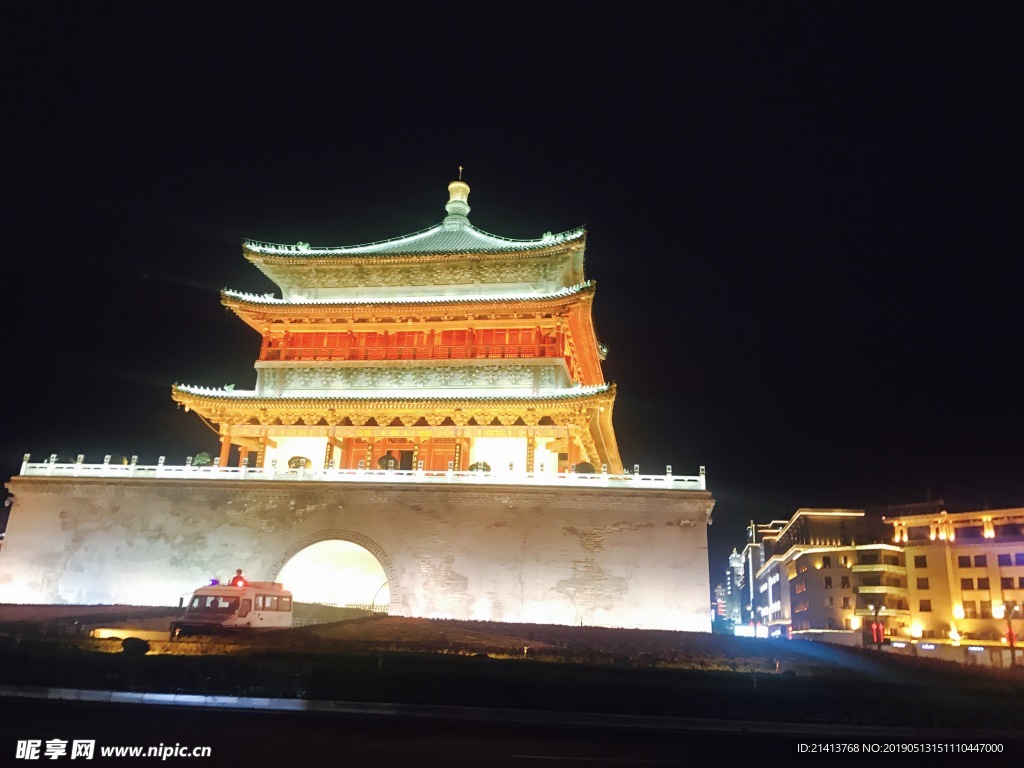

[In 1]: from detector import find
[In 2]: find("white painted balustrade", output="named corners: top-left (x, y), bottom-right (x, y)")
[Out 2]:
top-left (19, 454), bottom-right (706, 491)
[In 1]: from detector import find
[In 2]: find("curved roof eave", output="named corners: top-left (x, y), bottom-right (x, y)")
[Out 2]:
top-left (172, 383), bottom-right (612, 404)
top-left (221, 281), bottom-right (593, 307)
top-left (242, 223), bottom-right (586, 258)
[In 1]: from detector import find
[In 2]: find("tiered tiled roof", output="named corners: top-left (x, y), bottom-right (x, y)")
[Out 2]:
top-left (242, 224), bottom-right (585, 258)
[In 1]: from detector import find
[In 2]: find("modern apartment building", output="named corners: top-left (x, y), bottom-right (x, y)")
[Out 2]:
top-left (751, 508), bottom-right (899, 638)
top-left (886, 507), bottom-right (1024, 647)
top-left (740, 505), bottom-right (1024, 665)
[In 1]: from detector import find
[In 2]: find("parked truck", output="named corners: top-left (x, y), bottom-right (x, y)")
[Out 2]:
top-left (170, 580), bottom-right (294, 639)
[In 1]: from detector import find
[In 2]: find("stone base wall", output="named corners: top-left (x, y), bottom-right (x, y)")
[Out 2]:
top-left (0, 476), bottom-right (714, 632)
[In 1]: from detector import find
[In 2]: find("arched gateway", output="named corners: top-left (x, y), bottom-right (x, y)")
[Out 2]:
top-left (0, 177), bottom-right (714, 631)
top-left (269, 530), bottom-right (402, 611)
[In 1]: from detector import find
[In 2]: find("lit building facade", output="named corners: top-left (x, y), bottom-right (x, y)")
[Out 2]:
top-left (886, 508), bottom-right (1024, 649)
top-left (752, 509), bottom-right (903, 639)
top-left (739, 505), bottom-right (1024, 664)
top-left (740, 520), bottom-right (786, 628)
top-left (172, 178), bottom-right (622, 477)
top-left (725, 548), bottom-right (744, 626)
top-left (714, 583), bottom-right (728, 619)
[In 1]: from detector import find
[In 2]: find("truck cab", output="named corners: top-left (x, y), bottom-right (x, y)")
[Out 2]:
top-left (171, 581), bottom-right (293, 639)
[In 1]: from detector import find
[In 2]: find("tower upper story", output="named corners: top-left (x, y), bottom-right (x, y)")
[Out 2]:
top-left (240, 178), bottom-right (587, 302)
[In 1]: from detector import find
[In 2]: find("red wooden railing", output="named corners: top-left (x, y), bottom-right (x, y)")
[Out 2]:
top-left (261, 343), bottom-right (560, 362)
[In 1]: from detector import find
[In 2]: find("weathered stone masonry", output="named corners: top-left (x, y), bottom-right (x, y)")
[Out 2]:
top-left (0, 476), bottom-right (714, 631)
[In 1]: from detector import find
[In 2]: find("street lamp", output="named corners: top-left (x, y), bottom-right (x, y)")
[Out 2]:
top-left (1007, 604), bottom-right (1021, 668)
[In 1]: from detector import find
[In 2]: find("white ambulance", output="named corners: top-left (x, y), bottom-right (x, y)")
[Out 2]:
top-left (170, 580), bottom-right (294, 639)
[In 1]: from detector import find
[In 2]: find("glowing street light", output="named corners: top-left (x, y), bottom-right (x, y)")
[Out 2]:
top-left (1007, 604), bottom-right (1021, 668)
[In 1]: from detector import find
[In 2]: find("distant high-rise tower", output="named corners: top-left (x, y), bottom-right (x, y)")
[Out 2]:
top-left (726, 548), bottom-right (745, 625)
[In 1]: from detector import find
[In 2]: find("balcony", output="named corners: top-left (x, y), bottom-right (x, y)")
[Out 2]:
top-left (856, 585), bottom-right (909, 597)
top-left (852, 563), bottom-right (906, 575)
top-left (854, 606), bottom-right (911, 618)
top-left (262, 343), bottom-right (560, 362)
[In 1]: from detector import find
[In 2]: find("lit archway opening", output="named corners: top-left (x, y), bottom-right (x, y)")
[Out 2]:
top-left (277, 540), bottom-right (390, 608)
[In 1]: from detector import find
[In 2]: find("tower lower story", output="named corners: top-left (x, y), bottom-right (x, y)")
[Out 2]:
top-left (1, 475), bottom-right (715, 632)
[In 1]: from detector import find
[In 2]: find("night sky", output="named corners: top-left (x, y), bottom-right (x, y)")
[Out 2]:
top-left (4, 3), bottom-right (1022, 577)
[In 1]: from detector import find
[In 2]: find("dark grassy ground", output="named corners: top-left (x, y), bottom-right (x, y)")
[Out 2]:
top-left (1, 608), bottom-right (1022, 731)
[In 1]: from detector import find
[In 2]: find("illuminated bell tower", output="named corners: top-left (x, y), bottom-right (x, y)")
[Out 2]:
top-left (172, 176), bottom-right (623, 475)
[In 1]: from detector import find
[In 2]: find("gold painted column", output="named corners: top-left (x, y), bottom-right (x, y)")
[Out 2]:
top-left (567, 435), bottom-right (580, 469)
top-left (218, 437), bottom-right (231, 466)
top-left (238, 446), bottom-right (249, 468)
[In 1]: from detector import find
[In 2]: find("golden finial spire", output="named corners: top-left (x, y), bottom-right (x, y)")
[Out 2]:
top-left (445, 169), bottom-right (471, 224)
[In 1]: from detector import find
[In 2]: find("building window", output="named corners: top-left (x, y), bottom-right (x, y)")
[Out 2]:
top-left (914, 555), bottom-right (927, 568)
top-left (917, 577), bottom-right (930, 590)
top-left (980, 601), bottom-right (992, 619)
top-left (794, 581), bottom-right (806, 594)
top-left (977, 578), bottom-right (990, 590)
top-left (798, 562), bottom-right (808, 574)
top-left (826, 597), bottom-right (834, 609)
top-left (1019, 576), bottom-right (1024, 589)
top-left (963, 601), bottom-right (978, 619)
top-left (840, 576), bottom-right (850, 589)
top-left (919, 600), bottom-right (932, 612)
top-left (960, 578), bottom-right (974, 591)
top-left (1016, 553), bottom-right (1024, 566)
top-left (842, 597), bottom-right (851, 609)
top-left (1002, 577), bottom-right (1015, 590)
top-left (998, 554), bottom-right (1012, 567)
top-left (957, 555), bottom-right (971, 568)
top-left (974, 555), bottom-right (988, 568)
top-left (822, 556), bottom-right (831, 568)
top-left (842, 556), bottom-right (849, 567)
top-left (823, 577), bottom-right (833, 589)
